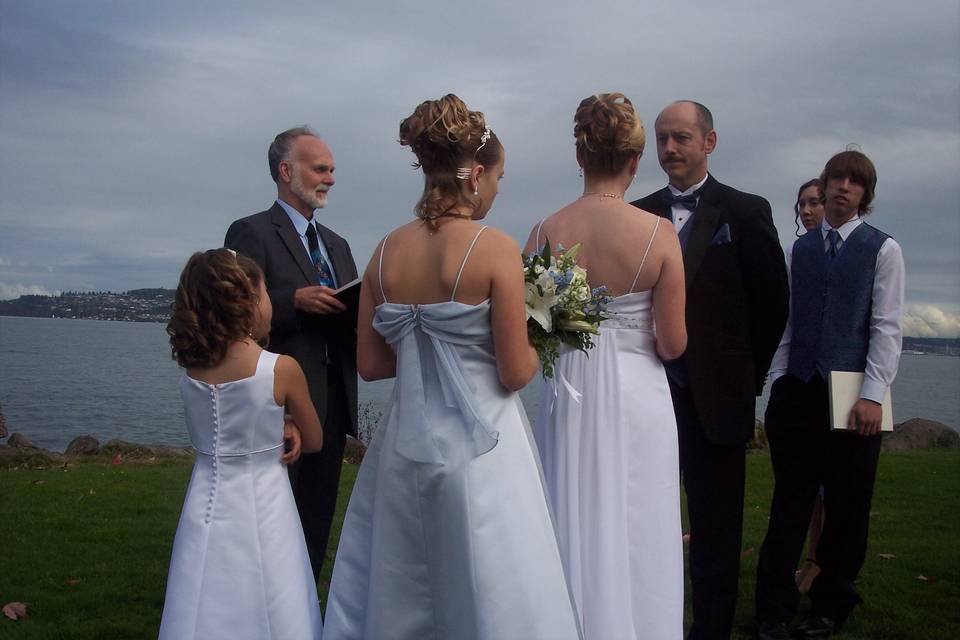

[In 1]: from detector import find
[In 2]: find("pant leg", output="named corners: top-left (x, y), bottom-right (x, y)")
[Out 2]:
top-left (289, 368), bottom-right (350, 584)
top-left (673, 382), bottom-right (746, 640)
top-left (809, 428), bottom-right (882, 624)
top-left (755, 375), bottom-right (829, 624)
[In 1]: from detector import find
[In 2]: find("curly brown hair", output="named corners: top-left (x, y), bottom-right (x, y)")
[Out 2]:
top-left (166, 249), bottom-right (265, 368)
top-left (399, 94), bottom-right (503, 227)
top-left (574, 93), bottom-right (646, 176)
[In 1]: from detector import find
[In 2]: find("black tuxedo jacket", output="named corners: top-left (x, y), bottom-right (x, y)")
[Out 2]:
top-left (632, 175), bottom-right (788, 444)
top-left (225, 202), bottom-right (358, 437)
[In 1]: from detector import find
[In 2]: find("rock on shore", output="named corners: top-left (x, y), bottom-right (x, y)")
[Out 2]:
top-left (0, 433), bottom-right (192, 468)
top-left (881, 418), bottom-right (960, 451)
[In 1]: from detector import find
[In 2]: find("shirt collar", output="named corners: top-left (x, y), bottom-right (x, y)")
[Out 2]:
top-left (277, 198), bottom-right (315, 237)
top-left (667, 173), bottom-right (709, 197)
top-left (820, 216), bottom-right (862, 241)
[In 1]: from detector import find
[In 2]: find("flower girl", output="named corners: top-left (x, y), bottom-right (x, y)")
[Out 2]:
top-left (159, 249), bottom-right (323, 640)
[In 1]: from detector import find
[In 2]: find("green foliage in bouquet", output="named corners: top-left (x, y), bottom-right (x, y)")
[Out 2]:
top-left (522, 240), bottom-right (611, 378)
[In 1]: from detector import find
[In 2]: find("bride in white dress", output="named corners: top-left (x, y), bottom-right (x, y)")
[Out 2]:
top-left (324, 94), bottom-right (582, 640)
top-left (525, 93), bottom-right (688, 640)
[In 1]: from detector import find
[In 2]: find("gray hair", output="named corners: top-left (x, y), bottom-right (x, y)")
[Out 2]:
top-left (268, 126), bottom-right (319, 183)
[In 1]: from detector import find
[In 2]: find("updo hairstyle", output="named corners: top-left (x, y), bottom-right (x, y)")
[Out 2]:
top-left (574, 93), bottom-right (646, 176)
top-left (399, 94), bottom-right (503, 226)
top-left (167, 249), bottom-right (265, 369)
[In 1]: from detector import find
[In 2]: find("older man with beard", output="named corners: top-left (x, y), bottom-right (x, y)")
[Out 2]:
top-left (225, 126), bottom-right (358, 585)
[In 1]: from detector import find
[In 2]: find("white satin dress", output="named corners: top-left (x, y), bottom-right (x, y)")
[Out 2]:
top-left (324, 227), bottom-right (582, 640)
top-left (533, 218), bottom-right (684, 639)
top-left (159, 350), bottom-right (323, 640)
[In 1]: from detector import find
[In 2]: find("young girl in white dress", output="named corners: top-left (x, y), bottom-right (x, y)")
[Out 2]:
top-left (159, 249), bottom-right (324, 640)
top-left (525, 93), bottom-right (688, 639)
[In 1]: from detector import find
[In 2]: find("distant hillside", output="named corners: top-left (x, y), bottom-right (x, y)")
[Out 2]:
top-left (902, 337), bottom-right (960, 356)
top-left (0, 289), bottom-right (174, 323)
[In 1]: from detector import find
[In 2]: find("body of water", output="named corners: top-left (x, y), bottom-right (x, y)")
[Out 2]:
top-left (2, 316), bottom-right (958, 452)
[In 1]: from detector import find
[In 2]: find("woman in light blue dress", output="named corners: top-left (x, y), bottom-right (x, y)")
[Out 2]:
top-left (324, 94), bottom-right (581, 640)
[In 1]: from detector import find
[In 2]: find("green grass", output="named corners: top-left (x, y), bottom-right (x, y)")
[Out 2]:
top-left (1, 452), bottom-right (956, 639)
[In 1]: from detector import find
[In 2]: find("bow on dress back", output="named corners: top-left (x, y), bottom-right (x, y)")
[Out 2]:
top-left (373, 226), bottom-right (498, 465)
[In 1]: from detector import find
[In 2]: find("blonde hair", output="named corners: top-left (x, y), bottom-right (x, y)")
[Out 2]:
top-left (574, 93), bottom-right (645, 176)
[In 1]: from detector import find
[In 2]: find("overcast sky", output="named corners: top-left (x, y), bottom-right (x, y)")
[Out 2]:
top-left (1, 1), bottom-right (958, 337)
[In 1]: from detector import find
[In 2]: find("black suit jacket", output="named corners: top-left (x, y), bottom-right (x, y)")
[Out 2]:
top-left (631, 175), bottom-right (788, 444)
top-left (224, 202), bottom-right (358, 437)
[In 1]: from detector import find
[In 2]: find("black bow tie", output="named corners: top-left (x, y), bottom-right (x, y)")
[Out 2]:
top-left (661, 187), bottom-right (703, 212)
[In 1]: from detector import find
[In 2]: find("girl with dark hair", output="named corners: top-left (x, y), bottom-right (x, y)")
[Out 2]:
top-left (159, 249), bottom-right (324, 640)
top-left (323, 95), bottom-right (581, 640)
top-left (794, 178), bottom-right (825, 236)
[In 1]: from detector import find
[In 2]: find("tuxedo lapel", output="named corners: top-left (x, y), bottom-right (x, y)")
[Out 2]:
top-left (682, 177), bottom-right (722, 290)
top-left (269, 203), bottom-right (316, 284)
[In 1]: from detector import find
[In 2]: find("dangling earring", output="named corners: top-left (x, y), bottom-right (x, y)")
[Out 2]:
top-left (578, 167), bottom-right (583, 178)
top-left (474, 185), bottom-right (479, 196)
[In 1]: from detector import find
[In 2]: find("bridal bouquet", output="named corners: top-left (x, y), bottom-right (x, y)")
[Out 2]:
top-left (523, 241), bottom-right (611, 378)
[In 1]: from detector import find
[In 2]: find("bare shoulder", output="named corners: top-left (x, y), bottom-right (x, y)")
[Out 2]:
top-left (275, 354), bottom-right (304, 377)
top-left (475, 226), bottom-right (520, 256)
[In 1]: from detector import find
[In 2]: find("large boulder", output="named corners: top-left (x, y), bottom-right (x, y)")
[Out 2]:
top-left (100, 439), bottom-right (192, 460)
top-left (65, 435), bottom-right (100, 456)
top-left (6, 432), bottom-right (38, 449)
top-left (882, 418), bottom-right (960, 451)
top-left (0, 438), bottom-right (64, 468)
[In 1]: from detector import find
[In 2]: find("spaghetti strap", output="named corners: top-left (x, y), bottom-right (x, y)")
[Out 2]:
top-left (628, 217), bottom-right (661, 294)
top-left (377, 233), bottom-right (391, 303)
top-left (451, 226), bottom-right (488, 302)
top-left (535, 218), bottom-right (547, 250)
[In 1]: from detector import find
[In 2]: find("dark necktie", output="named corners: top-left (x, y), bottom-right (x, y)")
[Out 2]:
top-left (826, 229), bottom-right (841, 260)
top-left (305, 223), bottom-right (335, 287)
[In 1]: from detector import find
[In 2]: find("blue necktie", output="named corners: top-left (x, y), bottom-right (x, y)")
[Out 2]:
top-left (826, 229), bottom-right (841, 261)
top-left (305, 223), bottom-right (335, 287)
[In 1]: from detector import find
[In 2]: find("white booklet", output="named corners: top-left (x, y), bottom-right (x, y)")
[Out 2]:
top-left (828, 371), bottom-right (894, 432)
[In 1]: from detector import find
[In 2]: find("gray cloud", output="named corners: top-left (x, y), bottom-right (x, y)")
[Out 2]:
top-left (1, 1), bottom-right (958, 332)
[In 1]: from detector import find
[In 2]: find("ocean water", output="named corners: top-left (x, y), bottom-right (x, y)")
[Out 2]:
top-left (1, 316), bottom-right (957, 452)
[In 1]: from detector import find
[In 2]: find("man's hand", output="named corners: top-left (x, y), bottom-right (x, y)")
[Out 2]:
top-left (281, 418), bottom-right (303, 465)
top-left (847, 398), bottom-right (883, 436)
top-left (294, 286), bottom-right (347, 315)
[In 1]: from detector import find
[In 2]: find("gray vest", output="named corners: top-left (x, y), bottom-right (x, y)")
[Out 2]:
top-left (787, 223), bottom-right (890, 381)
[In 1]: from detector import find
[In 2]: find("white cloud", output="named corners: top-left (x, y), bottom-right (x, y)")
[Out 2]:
top-left (0, 282), bottom-right (60, 300)
top-left (902, 304), bottom-right (960, 338)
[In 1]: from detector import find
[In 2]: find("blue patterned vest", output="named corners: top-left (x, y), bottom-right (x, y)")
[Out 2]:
top-left (787, 223), bottom-right (890, 381)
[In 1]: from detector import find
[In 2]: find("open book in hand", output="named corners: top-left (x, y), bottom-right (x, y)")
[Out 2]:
top-left (332, 278), bottom-right (361, 328)
top-left (828, 371), bottom-right (894, 432)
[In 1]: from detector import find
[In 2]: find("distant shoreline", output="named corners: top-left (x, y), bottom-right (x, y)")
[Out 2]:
top-left (3, 314), bottom-right (958, 355)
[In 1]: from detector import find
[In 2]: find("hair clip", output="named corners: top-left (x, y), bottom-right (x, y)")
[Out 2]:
top-left (456, 168), bottom-right (472, 180)
top-left (225, 248), bottom-right (238, 257)
top-left (475, 127), bottom-right (491, 155)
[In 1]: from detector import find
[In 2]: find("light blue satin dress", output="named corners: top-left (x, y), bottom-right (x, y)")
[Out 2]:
top-left (324, 227), bottom-right (582, 640)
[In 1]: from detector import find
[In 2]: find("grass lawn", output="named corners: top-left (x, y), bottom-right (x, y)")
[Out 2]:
top-left (1, 451), bottom-right (957, 639)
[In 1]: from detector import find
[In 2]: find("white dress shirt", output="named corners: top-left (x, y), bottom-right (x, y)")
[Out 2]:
top-left (277, 199), bottom-right (338, 287)
top-left (667, 174), bottom-right (709, 233)
top-left (767, 217), bottom-right (905, 403)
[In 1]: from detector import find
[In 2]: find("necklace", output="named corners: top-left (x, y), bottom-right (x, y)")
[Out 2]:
top-left (581, 192), bottom-right (624, 200)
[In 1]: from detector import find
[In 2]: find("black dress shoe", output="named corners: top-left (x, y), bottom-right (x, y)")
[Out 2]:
top-left (797, 615), bottom-right (836, 638)
top-left (757, 621), bottom-right (794, 639)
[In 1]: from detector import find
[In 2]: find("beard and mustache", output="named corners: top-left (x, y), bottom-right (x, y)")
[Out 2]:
top-left (290, 166), bottom-right (329, 210)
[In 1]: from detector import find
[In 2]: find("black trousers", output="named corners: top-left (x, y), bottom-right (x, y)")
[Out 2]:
top-left (671, 382), bottom-right (747, 640)
top-left (289, 368), bottom-right (350, 585)
top-left (756, 374), bottom-right (882, 626)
